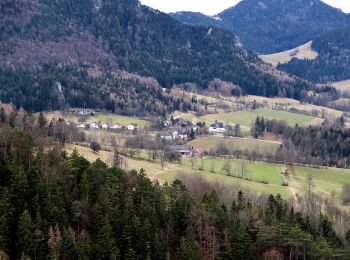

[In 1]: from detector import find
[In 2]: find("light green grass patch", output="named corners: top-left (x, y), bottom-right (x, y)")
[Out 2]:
top-left (180, 108), bottom-right (322, 133)
top-left (291, 166), bottom-right (350, 197)
top-left (158, 161), bottom-right (290, 198)
top-left (189, 136), bottom-right (280, 154)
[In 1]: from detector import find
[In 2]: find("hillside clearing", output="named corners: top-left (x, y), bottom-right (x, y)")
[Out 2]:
top-left (331, 80), bottom-right (350, 92)
top-left (259, 41), bottom-right (318, 67)
top-left (45, 111), bottom-right (148, 127)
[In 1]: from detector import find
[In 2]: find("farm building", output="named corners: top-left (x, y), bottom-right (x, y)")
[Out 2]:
top-left (110, 124), bottom-right (122, 130)
top-left (89, 123), bottom-right (100, 129)
top-left (127, 124), bottom-right (137, 131)
top-left (167, 145), bottom-right (193, 156)
top-left (101, 123), bottom-right (109, 129)
top-left (209, 120), bottom-right (225, 134)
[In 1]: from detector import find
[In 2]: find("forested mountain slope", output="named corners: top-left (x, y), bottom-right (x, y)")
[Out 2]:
top-left (0, 0), bottom-right (311, 112)
top-left (278, 27), bottom-right (350, 83)
top-left (172, 0), bottom-right (350, 54)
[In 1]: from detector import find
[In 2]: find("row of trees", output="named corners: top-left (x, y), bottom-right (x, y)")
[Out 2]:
top-left (263, 118), bottom-right (350, 168)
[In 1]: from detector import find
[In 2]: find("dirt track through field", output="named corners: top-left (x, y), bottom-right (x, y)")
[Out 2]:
top-left (216, 135), bottom-right (282, 145)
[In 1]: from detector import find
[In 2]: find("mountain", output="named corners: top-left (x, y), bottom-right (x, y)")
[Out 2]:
top-left (277, 27), bottom-right (350, 83)
top-left (0, 0), bottom-right (312, 113)
top-left (170, 11), bottom-right (217, 27)
top-left (171, 0), bottom-right (350, 54)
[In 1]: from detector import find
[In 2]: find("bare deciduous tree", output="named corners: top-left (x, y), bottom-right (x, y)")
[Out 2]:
top-left (342, 184), bottom-right (350, 205)
top-left (222, 159), bottom-right (232, 176)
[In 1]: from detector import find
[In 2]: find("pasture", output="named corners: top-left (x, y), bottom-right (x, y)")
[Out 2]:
top-left (64, 144), bottom-right (350, 201)
top-left (289, 165), bottom-right (350, 198)
top-left (259, 41), bottom-right (318, 67)
top-left (45, 111), bottom-right (148, 127)
top-left (331, 80), bottom-right (350, 92)
top-left (179, 108), bottom-right (323, 134)
top-left (188, 136), bottom-right (280, 154)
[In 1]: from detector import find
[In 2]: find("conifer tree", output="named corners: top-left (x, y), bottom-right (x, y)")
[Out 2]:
top-left (17, 210), bottom-right (35, 258)
top-left (0, 107), bottom-right (6, 123)
top-left (0, 188), bottom-right (13, 250)
top-left (38, 112), bottom-right (47, 129)
top-left (178, 226), bottom-right (200, 260)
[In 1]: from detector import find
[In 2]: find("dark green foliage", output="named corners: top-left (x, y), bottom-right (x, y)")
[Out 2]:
top-left (265, 119), bottom-right (350, 168)
top-left (172, 0), bottom-right (350, 54)
top-left (278, 27), bottom-right (350, 83)
top-left (252, 116), bottom-right (266, 138)
top-left (17, 210), bottom-right (35, 258)
top-left (178, 226), bottom-right (200, 260)
top-left (0, 108), bottom-right (6, 123)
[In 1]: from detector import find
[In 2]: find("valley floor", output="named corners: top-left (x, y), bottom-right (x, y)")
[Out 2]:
top-left (65, 143), bottom-right (350, 206)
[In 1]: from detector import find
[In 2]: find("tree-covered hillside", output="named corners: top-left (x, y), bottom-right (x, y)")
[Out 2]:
top-left (0, 65), bottom-right (193, 116)
top-left (278, 28), bottom-right (350, 83)
top-left (0, 0), bottom-right (313, 112)
top-left (172, 0), bottom-right (350, 54)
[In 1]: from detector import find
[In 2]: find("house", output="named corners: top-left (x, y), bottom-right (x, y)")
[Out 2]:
top-left (179, 134), bottom-right (188, 140)
top-left (101, 123), bottom-right (109, 129)
top-left (208, 120), bottom-right (225, 134)
top-left (89, 122), bottom-right (100, 129)
top-left (161, 135), bottom-right (173, 141)
top-left (172, 131), bottom-right (179, 139)
top-left (163, 120), bottom-right (171, 128)
top-left (167, 145), bottom-right (193, 156)
top-left (193, 148), bottom-right (209, 157)
top-left (76, 109), bottom-right (93, 116)
top-left (110, 124), bottom-right (122, 130)
top-left (127, 124), bottom-right (137, 131)
top-left (76, 123), bottom-right (86, 128)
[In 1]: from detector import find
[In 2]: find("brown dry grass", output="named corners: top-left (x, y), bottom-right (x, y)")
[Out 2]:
top-left (64, 144), bottom-right (181, 182)
top-left (331, 80), bottom-right (350, 92)
top-left (259, 41), bottom-right (318, 67)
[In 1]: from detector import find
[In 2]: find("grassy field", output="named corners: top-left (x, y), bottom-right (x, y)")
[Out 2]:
top-left (289, 165), bottom-right (350, 198)
top-left (331, 80), bottom-right (350, 92)
top-left (259, 41), bottom-right (318, 67)
top-left (159, 158), bottom-right (290, 198)
top-left (188, 136), bottom-right (280, 154)
top-left (64, 144), bottom-right (350, 200)
top-left (180, 108), bottom-right (323, 134)
top-left (46, 111), bottom-right (148, 127)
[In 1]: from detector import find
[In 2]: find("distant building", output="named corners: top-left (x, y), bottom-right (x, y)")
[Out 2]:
top-left (179, 134), bottom-right (188, 140)
top-left (161, 135), bottom-right (173, 141)
top-left (167, 145), bottom-right (193, 156)
top-left (163, 120), bottom-right (171, 127)
top-left (110, 124), bottom-right (122, 130)
top-left (89, 122), bottom-right (100, 129)
top-left (172, 131), bottom-right (179, 139)
top-left (209, 120), bottom-right (225, 134)
top-left (193, 148), bottom-right (209, 157)
top-left (76, 109), bottom-right (93, 116)
top-left (101, 123), bottom-right (109, 129)
top-left (127, 124), bottom-right (137, 131)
